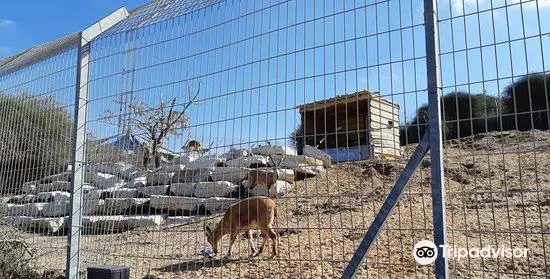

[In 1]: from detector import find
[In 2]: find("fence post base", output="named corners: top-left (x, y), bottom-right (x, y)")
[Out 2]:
top-left (87, 266), bottom-right (130, 279)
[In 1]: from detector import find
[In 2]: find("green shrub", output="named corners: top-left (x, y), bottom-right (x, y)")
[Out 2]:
top-left (289, 123), bottom-right (304, 155)
top-left (441, 92), bottom-right (501, 139)
top-left (0, 94), bottom-right (73, 193)
top-left (502, 73), bottom-right (549, 131)
top-left (400, 92), bottom-right (502, 145)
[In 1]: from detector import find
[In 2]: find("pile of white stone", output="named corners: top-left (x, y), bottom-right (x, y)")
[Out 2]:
top-left (0, 145), bottom-right (330, 235)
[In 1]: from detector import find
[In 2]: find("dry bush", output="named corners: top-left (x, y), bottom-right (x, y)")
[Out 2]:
top-left (0, 226), bottom-right (40, 279)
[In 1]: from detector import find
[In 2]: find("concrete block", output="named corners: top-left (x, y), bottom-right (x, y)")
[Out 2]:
top-left (9, 203), bottom-right (46, 217)
top-left (303, 145), bottom-right (332, 167)
top-left (87, 162), bottom-right (139, 180)
top-left (149, 195), bottom-right (203, 212)
top-left (7, 194), bottom-right (36, 204)
top-left (202, 197), bottom-right (239, 214)
top-left (102, 198), bottom-right (149, 215)
top-left (35, 181), bottom-right (72, 192)
top-left (137, 185), bottom-right (169, 197)
top-left (21, 181), bottom-right (39, 194)
top-left (83, 215), bottom-right (163, 232)
top-left (42, 201), bottom-right (69, 217)
top-left (86, 172), bottom-right (124, 189)
top-left (35, 191), bottom-right (71, 202)
top-left (226, 155), bottom-right (268, 168)
top-left (171, 169), bottom-right (212, 183)
top-left (146, 172), bottom-right (174, 186)
top-left (41, 172), bottom-right (71, 183)
top-left (193, 181), bottom-right (239, 198)
top-left (169, 183), bottom-right (196, 197)
top-left (210, 167), bottom-right (249, 183)
top-left (26, 217), bottom-right (67, 233)
top-left (251, 145), bottom-right (297, 156)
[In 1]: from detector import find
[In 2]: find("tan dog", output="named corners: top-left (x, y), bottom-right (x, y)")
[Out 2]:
top-left (205, 196), bottom-right (278, 259)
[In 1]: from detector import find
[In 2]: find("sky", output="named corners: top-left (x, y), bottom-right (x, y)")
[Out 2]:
top-left (1, 0), bottom-right (549, 153)
top-left (0, 0), bottom-right (150, 58)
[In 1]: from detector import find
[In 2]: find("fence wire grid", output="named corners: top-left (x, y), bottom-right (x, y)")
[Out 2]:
top-left (0, 0), bottom-right (549, 278)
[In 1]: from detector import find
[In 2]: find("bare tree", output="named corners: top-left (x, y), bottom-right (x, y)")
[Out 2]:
top-left (105, 85), bottom-right (200, 169)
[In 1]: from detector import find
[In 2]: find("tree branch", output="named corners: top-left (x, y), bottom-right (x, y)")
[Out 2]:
top-left (158, 85), bottom-right (200, 141)
top-left (168, 84), bottom-right (200, 128)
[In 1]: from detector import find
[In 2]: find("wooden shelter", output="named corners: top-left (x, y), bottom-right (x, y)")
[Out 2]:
top-left (297, 91), bottom-right (401, 163)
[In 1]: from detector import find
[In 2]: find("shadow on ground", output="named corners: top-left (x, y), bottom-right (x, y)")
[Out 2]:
top-left (155, 259), bottom-right (234, 272)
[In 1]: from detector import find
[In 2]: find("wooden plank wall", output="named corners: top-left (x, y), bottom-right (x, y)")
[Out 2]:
top-left (302, 100), bottom-right (369, 148)
top-left (369, 97), bottom-right (401, 159)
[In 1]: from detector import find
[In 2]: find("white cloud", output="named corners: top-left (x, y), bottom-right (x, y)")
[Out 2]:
top-left (0, 19), bottom-right (15, 28)
top-left (451, 0), bottom-right (486, 13)
top-left (521, 0), bottom-right (550, 8)
top-left (0, 46), bottom-right (13, 54)
top-left (451, 0), bottom-right (549, 12)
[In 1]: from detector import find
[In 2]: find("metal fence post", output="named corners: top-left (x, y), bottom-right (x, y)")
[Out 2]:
top-left (423, 0), bottom-right (449, 277)
top-left (65, 9), bottom-right (129, 279)
top-left (66, 33), bottom-right (89, 279)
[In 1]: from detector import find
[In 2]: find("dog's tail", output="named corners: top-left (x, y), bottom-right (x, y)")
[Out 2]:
top-left (267, 155), bottom-right (279, 180)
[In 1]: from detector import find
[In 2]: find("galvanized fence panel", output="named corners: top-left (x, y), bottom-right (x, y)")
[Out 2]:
top-left (437, 0), bottom-right (550, 277)
top-left (0, 0), bottom-right (548, 278)
top-left (77, 0), bottom-right (435, 278)
top-left (0, 40), bottom-right (80, 276)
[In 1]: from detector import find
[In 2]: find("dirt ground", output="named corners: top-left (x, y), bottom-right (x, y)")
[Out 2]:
top-left (4, 130), bottom-right (550, 279)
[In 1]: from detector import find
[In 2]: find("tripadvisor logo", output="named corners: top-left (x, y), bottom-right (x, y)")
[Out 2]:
top-left (413, 240), bottom-right (529, 265)
top-left (413, 240), bottom-right (438, 265)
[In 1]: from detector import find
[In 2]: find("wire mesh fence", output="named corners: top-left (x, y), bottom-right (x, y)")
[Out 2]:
top-left (0, 0), bottom-right (548, 278)
top-left (0, 41), bottom-right (79, 277)
top-left (436, 0), bottom-right (550, 277)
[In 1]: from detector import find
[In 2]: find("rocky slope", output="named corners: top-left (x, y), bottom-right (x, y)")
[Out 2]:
top-left (2, 131), bottom-right (549, 278)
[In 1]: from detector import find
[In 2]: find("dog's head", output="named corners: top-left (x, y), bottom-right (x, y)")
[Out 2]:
top-left (204, 225), bottom-right (219, 255)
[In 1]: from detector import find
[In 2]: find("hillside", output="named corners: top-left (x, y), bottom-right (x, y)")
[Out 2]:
top-left (3, 130), bottom-right (549, 279)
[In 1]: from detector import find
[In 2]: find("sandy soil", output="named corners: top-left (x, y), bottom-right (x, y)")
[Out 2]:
top-left (4, 130), bottom-right (550, 279)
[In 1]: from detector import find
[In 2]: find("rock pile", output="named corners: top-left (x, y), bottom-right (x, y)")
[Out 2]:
top-left (0, 145), bottom-right (330, 235)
